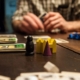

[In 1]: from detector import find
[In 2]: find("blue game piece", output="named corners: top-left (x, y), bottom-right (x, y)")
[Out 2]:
top-left (68, 33), bottom-right (74, 39)
top-left (68, 32), bottom-right (80, 40)
top-left (74, 34), bottom-right (80, 40)
top-left (73, 33), bottom-right (77, 39)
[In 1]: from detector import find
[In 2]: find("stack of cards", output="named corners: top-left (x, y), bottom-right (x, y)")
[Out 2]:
top-left (0, 34), bottom-right (26, 52)
top-left (0, 43), bottom-right (25, 52)
top-left (0, 38), bottom-right (17, 43)
top-left (0, 34), bottom-right (17, 43)
top-left (0, 34), bottom-right (16, 38)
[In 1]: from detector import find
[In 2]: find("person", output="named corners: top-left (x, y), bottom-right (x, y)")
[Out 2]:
top-left (12, 0), bottom-right (80, 34)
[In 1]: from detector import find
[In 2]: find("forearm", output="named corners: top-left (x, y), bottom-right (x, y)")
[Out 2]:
top-left (12, 20), bottom-right (26, 34)
top-left (12, 20), bottom-right (21, 31)
top-left (68, 21), bottom-right (80, 32)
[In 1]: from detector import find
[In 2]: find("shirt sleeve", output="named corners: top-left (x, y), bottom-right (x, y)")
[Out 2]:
top-left (12, 0), bottom-right (47, 21)
top-left (73, 0), bottom-right (80, 20)
top-left (12, 0), bottom-right (29, 21)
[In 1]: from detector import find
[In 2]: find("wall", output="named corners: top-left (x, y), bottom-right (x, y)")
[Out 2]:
top-left (5, 0), bottom-right (17, 33)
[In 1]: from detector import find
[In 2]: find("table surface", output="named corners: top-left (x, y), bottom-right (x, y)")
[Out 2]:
top-left (0, 33), bottom-right (80, 80)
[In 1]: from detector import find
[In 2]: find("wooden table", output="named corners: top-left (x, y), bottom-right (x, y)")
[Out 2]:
top-left (0, 33), bottom-right (80, 80)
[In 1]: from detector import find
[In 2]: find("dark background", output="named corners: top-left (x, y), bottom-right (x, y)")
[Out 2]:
top-left (0, 0), bottom-right (79, 33)
top-left (0, 0), bottom-right (17, 33)
top-left (0, 0), bottom-right (5, 32)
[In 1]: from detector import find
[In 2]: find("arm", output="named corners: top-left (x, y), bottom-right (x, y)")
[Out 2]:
top-left (12, 0), bottom-right (29, 32)
top-left (44, 12), bottom-right (80, 33)
top-left (12, 0), bottom-right (45, 34)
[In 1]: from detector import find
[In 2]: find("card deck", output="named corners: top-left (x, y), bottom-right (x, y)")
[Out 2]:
top-left (0, 34), bottom-right (16, 38)
top-left (0, 43), bottom-right (25, 52)
top-left (0, 38), bottom-right (18, 43)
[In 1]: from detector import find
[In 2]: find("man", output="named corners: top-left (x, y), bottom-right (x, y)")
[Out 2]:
top-left (12, 0), bottom-right (80, 34)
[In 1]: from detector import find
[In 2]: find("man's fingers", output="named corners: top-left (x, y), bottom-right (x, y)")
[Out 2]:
top-left (21, 20), bottom-right (34, 33)
top-left (44, 12), bottom-right (56, 20)
top-left (45, 18), bottom-right (61, 30)
top-left (23, 15), bottom-right (38, 31)
top-left (44, 16), bottom-right (60, 27)
top-left (27, 13), bottom-right (44, 30)
top-left (49, 23), bottom-right (61, 31)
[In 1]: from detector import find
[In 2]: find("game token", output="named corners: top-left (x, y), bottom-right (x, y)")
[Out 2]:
top-left (25, 36), bottom-right (34, 56)
top-left (40, 13), bottom-right (46, 23)
top-left (74, 34), bottom-right (80, 40)
top-left (68, 33), bottom-right (74, 39)
top-left (44, 61), bottom-right (59, 73)
top-left (68, 33), bottom-right (80, 40)
top-left (43, 42), bottom-right (52, 56)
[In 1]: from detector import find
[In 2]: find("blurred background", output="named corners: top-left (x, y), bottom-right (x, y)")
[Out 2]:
top-left (0, 0), bottom-right (17, 33)
top-left (1, 0), bottom-right (80, 33)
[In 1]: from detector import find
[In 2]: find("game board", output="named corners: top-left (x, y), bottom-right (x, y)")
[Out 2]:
top-left (57, 39), bottom-right (80, 54)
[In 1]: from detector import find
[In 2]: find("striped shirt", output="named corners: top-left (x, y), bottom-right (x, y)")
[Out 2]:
top-left (12, 0), bottom-right (80, 21)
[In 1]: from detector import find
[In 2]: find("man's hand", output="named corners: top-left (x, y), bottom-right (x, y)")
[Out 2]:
top-left (19, 13), bottom-right (44, 34)
top-left (44, 12), bottom-right (75, 32)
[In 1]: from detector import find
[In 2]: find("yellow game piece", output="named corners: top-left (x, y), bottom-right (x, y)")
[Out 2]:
top-left (47, 38), bottom-right (56, 53)
top-left (47, 38), bottom-right (51, 42)
top-left (36, 38), bottom-right (42, 53)
top-left (36, 38), bottom-right (46, 54)
top-left (41, 40), bottom-right (46, 54)
top-left (36, 38), bottom-right (56, 54)
top-left (52, 39), bottom-right (56, 53)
